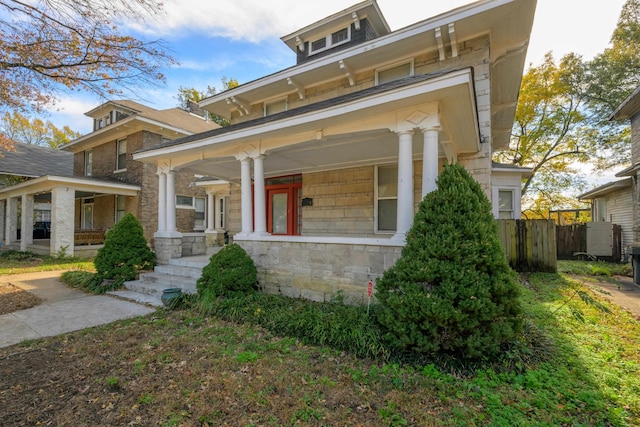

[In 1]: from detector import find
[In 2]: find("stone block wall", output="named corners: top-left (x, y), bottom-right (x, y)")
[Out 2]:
top-left (181, 233), bottom-right (207, 257)
top-left (238, 239), bottom-right (402, 305)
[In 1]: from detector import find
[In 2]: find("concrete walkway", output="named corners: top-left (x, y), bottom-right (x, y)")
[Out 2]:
top-left (0, 271), bottom-right (156, 349)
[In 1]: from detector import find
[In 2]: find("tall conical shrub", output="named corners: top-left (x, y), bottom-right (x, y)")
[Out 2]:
top-left (375, 163), bottom-right (522, 359)
top-left (93, 213), bottom-right (155, 287)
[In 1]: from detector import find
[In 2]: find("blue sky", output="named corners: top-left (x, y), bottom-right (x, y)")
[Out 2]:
top-left (49, 0), bottom-right (627, 137)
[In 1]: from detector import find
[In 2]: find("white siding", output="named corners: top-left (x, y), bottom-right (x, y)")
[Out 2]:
top-left (605, 188), bottom-right (634, 256)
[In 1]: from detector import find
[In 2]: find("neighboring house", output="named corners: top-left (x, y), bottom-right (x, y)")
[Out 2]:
top-left (0, 142), bottom-right (73, 230)
top-left (605, 84), bottom-right (640, 257)
top-left (578, 178), bottom-right (633, 259)
top-left (0, 100), bottom-right (219, 256)
top-left (132, 0), bottom-right (536, 303)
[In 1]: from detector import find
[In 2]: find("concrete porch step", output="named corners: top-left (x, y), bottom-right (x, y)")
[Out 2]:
top-left (154, 264), bottom-right (204, 279)
top-left (133, 273), bottom-right (198, 293)
top-left (108, 289), bottom-right (163, 307)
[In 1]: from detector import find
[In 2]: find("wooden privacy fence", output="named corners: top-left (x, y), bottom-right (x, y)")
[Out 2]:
top-left (497, 219), bottom-right (557, 272)
top-left (556, 223), bottom-right (622, 262)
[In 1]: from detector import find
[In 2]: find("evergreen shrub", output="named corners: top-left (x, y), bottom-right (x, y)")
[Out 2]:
top-left (196, 243), bottom-right (257, 298)
top-left (375, 163), bottom-right (522, 359)
top-left (92, 213), bottom-right (155, 290)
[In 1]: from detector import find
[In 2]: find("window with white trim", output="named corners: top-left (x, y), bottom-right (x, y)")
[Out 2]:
top-left (594, 198), bottom-right (606, 222)
top-left (264, 98), bottom-right (287, 116)
top-left (498, 190), bottom-right (515, 219)
top-left (376, 61), bottom-right (413, 85)
top-left (115, 195), bottom-right (126, 222)
top-left (176, 195), bottom-right (193, 207)
top-left (309, 26), bottom-right (351, 55)
top-left (85, 150), bottom-right (93, 177)
top-left (116, 139), bottom-right (127, 170)
top-left (376, 165), bottom-right (398, 232)
top-left (194, 197), bottom-right (206, 230)
top-left (217, 196), bottom-right (226, 229)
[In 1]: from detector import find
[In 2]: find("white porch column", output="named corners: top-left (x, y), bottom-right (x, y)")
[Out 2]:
top-left (0, 200), bottom-right (5, 243)
top-left (422, 127), bottom-right (439, 198)
top-left (166, 170), bottom-right (176, 233)
top-left (20, 194), bottom-right (34, 251)
top-left (253, 155), bottom-right (268, 235)
top-left (157, 171), bottom-right (167, 234)
top-left (6, 197), bottom-right (17, 244)
top-left (50, 186), bottom-right (74, 256)
top-left (240, 157), bottom-right (253, 236)
top-left (206, 192), bottom-right (215, 232)
top-left (395, 130), bottom-right (414, 240)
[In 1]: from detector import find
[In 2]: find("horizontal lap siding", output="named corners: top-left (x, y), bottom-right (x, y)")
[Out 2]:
top-left (606, 188), bottom-right (634, 255)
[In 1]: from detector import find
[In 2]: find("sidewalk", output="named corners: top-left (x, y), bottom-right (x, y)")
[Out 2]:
top-left (0, 271), bottom-right (156, 348)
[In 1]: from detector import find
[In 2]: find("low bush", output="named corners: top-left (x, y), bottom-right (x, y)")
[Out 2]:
top-left (196, 291), bottom-right (387, 360)
top-left (196, 244), bottom-right (257, 298)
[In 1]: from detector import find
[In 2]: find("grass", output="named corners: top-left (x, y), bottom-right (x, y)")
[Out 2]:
top-left (1, 256), bottom-right (638, 425)
top-left (0, 249), bottom-right (94, 275)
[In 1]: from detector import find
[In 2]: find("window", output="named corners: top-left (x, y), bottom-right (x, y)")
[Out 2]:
top-left (176, 195), bottom-right (193, 207)
top-left (194, 197), bottom-right (205, 230)
top-left (217, 196), bottom-right (226, 229)
top-left (376, 61), bottom-right (413, 85)
top-left (498, 190), bottom-right (514, 219)
top-left (264, 98), bottom-right (287, 116)
top-left (309, 26), bottom-right (350, 55)
top-left (594, 198), bottom-right (606, 222)
top-left (85, 150), bottom-right (93, 177)
top-left (115, 195), bottom-right (126, 222)
top-left (116, 139), bottom-right (127, 170)
top-left (376, 165), bottom-right (398, 232)
top-left (82, 201), bottom-right (94, 230)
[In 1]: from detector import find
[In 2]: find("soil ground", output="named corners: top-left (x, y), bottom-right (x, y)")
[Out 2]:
top-left (0, 283), bottom-right (43, 315)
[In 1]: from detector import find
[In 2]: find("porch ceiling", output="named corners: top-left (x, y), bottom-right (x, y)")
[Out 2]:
top-left (139, 68), bottom-right (479, 181)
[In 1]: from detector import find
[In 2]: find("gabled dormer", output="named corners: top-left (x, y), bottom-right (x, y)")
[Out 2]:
top-left (281, 0), bottom-right (390, 65)
top-left (85, 101), bottom-right (144, 131)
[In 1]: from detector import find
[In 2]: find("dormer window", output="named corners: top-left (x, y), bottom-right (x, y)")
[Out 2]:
top-left (309, 26), bottom-right (351, 55)
top-left (265, 98), bottom-right (287, 116)
top-left (376, 61), bottom-right (414, 85)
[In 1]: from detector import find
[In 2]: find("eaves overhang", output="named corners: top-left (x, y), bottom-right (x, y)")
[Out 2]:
top-left (134, 68), bottom-right (479, 167)
top-left (60, 116), bottom-right (199, 153)
top-left (610, 85), bottom-right (640, 121)
top-left (0, 176), bottom-right (140, 199)
top-left (200, 0), bottom-right (535, 123)
top-left (577, 177), bottom-right (632, 200)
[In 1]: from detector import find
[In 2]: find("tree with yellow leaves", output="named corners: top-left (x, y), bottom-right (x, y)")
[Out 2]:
top-left (0, 0), bottom-right (174, 150)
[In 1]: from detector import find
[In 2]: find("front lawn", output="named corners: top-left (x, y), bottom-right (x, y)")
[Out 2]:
top-left (0, 259), bottom-right (638, 426)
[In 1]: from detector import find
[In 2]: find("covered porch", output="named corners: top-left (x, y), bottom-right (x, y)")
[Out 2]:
top-left (0, 176), bottom-right (140, 258)
top-left (133, 69), bottom-right (486, 302)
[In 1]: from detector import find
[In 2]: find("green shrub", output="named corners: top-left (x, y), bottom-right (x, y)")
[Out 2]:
top-left (196, 291), bottom-right (388, 359)
top-left (93, 213), bottom-right (155, 288)
top-left (375, 163), bottom-right (522, 360)
top-left (60, 270), bottom-right (120, 294)
top-left (196, 243), bottom-right (257, 298)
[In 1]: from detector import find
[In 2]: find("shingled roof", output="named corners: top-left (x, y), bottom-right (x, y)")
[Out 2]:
top-left (0, 142), bottom-right (73, 177)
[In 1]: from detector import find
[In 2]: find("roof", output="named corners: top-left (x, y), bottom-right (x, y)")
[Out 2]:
top-left (491, 161), bottom-right (533, 178)
top-left (0, 142), bottom-right (73, 177)
top-left (136, 70), bottom-right (459, 154)
top-left (610, 85), bottom-right (640, 121)
top-left (577, 177), bottom-right (633, 200)
top-left (61, 100), bottom-right (220, 152)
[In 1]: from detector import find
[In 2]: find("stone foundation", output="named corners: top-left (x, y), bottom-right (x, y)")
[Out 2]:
top-left (181, 233), bottom-right (207, 257)
top-left (154, 237), bottom-right (182, 265)
top-left (236, 238), bottom-right (403, 305)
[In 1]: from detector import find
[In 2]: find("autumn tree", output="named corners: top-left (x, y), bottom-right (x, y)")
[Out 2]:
top-left (494, 53), bottom-right (595, 215)
top-left (0, 111), bottom-right (80, 148)
top-left (0, 0), bottom-right (174, 149)
top-left (176, 77), bottom-right (239, 127)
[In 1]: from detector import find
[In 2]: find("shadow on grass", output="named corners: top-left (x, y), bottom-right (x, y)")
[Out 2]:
top-left (512, 271), bottom-right (639, 426)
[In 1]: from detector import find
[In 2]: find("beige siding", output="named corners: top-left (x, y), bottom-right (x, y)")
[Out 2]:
top-left (606, 188), bottom-right (634, 254)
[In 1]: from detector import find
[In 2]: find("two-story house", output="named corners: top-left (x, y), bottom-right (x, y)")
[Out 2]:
top-left (133, 0), bottom-right (536, 303)
top-left (0, 100), bottom-right (219, 257)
